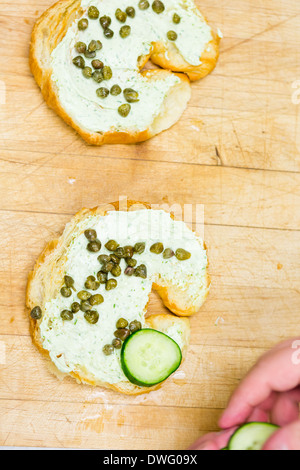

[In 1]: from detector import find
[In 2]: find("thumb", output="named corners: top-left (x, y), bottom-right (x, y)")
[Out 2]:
top-left (263, 421), bottom-right (300, 450)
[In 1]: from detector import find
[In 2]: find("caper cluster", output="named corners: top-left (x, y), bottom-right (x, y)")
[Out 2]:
top-left (60, 274), bottom-right (76, 298)
top-left (150, 243), bottom-right (191, 260)
top-left (74, 3), bottom-right (181, 118)
top-left (59, 289), bottom-right (102, 324)
top-left (57, 271), bottom-right (100, 324)
top-left (101, 240), bottom-right (147, 279)
top-left (84, 228), bottom-right (102, 252)
top-left (103, 317), bottom-right (142, 355)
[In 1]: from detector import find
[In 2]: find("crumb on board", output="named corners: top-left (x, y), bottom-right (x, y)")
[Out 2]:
top-left (215, 316), bottom-right (225, 326)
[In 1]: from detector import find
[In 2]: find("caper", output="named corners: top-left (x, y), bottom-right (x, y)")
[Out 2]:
top-left (167, 30), bottom-right (177, 41)
top-left (97, 271), bottom-right (108, 284)
top-left (92, 70), bottom-right (104, 83)
top-left (84, 50), bottom-right (96, 59)
top-left (77, 290), bottom-right (91, 301)
top-left (106, 279), bottom-right (117, 290)
top-left (80, 300), bottom-right (92, 312)
top-left (110, 84), bottom-right (122, 96)
top-left (139, 0), bottom-right (150, 10)
top-left (84, 229), bottom-right (97, 241)
top-left (98, 254), bottom-right (111, 264)
top-left (115, 8), bottom-right (127, 22)
top-left (111, 265), bottom-right (121, 277)
top-left (173, 13), bottom-right (181, 24)
top-left (103, 344), bottom-right (114, 355)
top-left (73, 56), bottom-right (85, 69)
top-left (61, 286), bottom-right (72, 297)
top-left (85, 275), bottom-right (96, 289)
top-left (102, 66), bottom-right (113, 80)
top-left (152, 0), bottom-right (165, 13)
top-left (87, 239), bottom-right (101, 252)
top-left (88, 40), bottom-right (97, 52)
top-left (71, 302), bottom-right (80, 313)
top-left (30, 306), bottom-right (42, 320)
top-left (163, 248), bottom-right (175, 259)
top-left (126, 6), bottom-right (135, 18)
top-left (92, 59), bottom-right (104, 70)
top-left (175, 248), bottom-right (191, 260)
top-left (100, 261), bottom-right (114, 273)
top-left (78, 18), bottom-right (88, 30)
top-left (124, 266), bottom-right (134, 276)
top-left (84, 310), bottom-right (99, 324)
top-left (120, 25), bottom-right (131, 38)
top-left (134, 242), bottom-right (146, 254)
top-left (123, 88), bottom-right (139, 103)
top-left (96, 87), bottom-right (109, 99)
top-left (129, 320), bottom-right (142, 332)
top-left (75, 41), bottom-right (86, 54)
top-left (60, 310), bottom-right (73, 321)
top-left (150, 242), bottom-right (164, 254)
top-left (114, 328), bottom-right (130, 341)
top-left (118, 104), bottom-right (131, 117)
top-left (89, 294), bottom-right (104, 306)
top-left (100, 15), bottom-right (111, 29)
top-left (134, 264), bottom-right (147, 279)
top-left (82, 66), bottom-right (92, 78)
top-left (115, 246), bottom-right (133, 258)
top-left (103, 28), bottom-right (114, 39)
top-left (110, 254), bottom-right (120, 264)
top-left (64, 275), bottom-right (74, 288)
top-left (113, 246), bottom-right (124, 258)
top-left (88, 6), bottom-right (99, 19)
top-left (116, 318), bottom-right (128, 329)
top-left (90, 281), bottom-right (100, 290)
top-left (105, 240), bottom-right (119, 251)
top-left (112, 338), bottom-right (122, 349)
top-left (85, 276), bottom-right (100, 290)
top-left (123, 245), bottom-right (134, 258)
top-left (126, 257), bottom-right (137, 267)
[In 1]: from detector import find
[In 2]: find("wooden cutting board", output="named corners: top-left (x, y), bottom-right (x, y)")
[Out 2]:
top-left (0, 0), bottom-right (299, 449)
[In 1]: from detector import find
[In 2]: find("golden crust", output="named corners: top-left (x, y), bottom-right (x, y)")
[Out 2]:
top-left (26, 200), bottom-right (210, 394)
top-left (29, 0), bottom-right (220, 145)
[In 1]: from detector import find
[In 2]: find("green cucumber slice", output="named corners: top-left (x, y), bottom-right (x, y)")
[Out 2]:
top-left (228, 422), bottom-right (279, 450)
top-left (121, 328), bottom-right (182, 387)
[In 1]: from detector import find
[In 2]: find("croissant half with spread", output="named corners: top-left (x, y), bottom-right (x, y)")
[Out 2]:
top-left (30, 0), bottom-right (220, 144)
top-left (26, 201), bottom-right (210, 394)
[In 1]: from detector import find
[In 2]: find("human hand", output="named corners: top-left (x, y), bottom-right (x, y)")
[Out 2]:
top-left (188, 427), bottom-right (237, 450)
top-left (219, 338), bottom-right (300, 450)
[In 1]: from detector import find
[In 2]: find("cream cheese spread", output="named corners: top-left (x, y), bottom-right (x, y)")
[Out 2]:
top-left (50, 0), bottom-right (213, 133)
top-left (39, 209), bottom-right (208, 384)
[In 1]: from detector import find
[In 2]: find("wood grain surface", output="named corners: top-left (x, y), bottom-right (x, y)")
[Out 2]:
top-left (0, 0), bottom-right (300, 449)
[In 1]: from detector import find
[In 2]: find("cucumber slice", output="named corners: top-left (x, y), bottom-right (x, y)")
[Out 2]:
top-left (121, 328), bottom-right (182, 387)
top-left (228, 422), bottom-right (279, 450)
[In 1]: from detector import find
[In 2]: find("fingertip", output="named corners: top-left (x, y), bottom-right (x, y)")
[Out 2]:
top-left (219, 407), bottom-right (248, 429)
top-left (263, 422), bottom-right (300, 451)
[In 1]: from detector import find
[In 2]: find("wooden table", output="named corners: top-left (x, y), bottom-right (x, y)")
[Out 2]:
top-left (0, 0), bottom-right (299, 449)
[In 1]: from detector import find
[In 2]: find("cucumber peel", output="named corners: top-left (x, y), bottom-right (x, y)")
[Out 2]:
top-left (227, 422), bottom-right (279, 450)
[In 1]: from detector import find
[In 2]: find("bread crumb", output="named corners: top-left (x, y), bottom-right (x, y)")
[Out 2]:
top-left (215, 317), bottom-right (224, 326)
